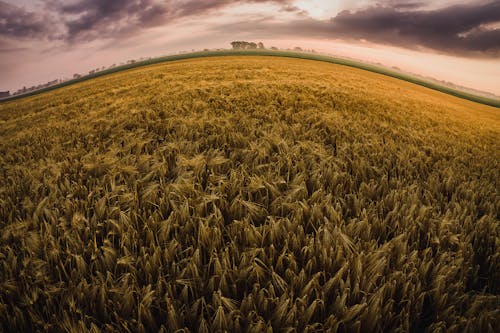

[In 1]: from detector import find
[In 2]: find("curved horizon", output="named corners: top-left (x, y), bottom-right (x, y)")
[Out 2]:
top-left (1, 50), bottom-right (499, 108)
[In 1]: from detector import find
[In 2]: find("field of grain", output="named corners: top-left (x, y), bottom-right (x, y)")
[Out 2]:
top-left (0, 56), bottom-right (498, 332)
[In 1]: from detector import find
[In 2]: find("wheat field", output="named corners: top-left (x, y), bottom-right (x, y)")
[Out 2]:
top-left (0, 56), bottom-right (498, 332)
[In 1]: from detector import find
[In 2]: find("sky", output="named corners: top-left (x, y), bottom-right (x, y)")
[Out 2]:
top-left (1, 0), bottom-right (499, 95)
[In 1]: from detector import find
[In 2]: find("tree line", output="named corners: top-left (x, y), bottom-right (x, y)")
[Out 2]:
top-left (231, 41), bottom-right (266, 50)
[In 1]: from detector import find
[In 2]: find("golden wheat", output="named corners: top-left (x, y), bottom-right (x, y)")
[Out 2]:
top-left (0, 56), bottom-right (499, 332)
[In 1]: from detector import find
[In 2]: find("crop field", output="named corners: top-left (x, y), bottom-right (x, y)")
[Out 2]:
top-left (0, 56), bottom-right (498, 332)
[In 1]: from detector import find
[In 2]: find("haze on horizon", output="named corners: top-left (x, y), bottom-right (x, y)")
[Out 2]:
top-left (1, 0), bottom-right (499, 96)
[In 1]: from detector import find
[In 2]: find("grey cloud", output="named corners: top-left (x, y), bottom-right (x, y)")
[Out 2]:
top-left (213, 0), bottom-right (500, 57)
top-left (57, 0), bottom-right (173, 41)
top-left (0, 1), bottom-right (57, 39)
top-left (55, 0), bottom-right (295, 41)
top-left (1, 0), bottom-right (295, 43)
top-left (3, 0), bottom-right (498, 57)
top-left (328, 1), bottom-right (500, 56)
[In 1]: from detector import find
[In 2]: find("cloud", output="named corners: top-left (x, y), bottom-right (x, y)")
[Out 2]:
top-left (1, 0), bottom-right (296, 43)
top-left (211, 0), bottom-right (500, 57)
top-left (55, 0), bottom-right (173, 41)
top-left (2, 0), bottom-right (499, 57)
top-left (0, 1), bottom-right (57, 40)
top-left (327, 1), bottom-right (500, 56)
top-left (53, 0), bottom-right (295, 41)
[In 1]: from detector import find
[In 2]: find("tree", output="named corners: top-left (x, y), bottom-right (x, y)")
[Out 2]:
top-left (231, 41), bottom-right (243, 50)
top-left (257, 42), bottom-right (265, 49)
top-left (231, 41), bottom-right (261, 50)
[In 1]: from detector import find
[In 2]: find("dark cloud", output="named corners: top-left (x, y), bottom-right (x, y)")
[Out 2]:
top-left (1, 0), bottom-right (295, 43)
top-left (0, 1), bottom-right (57, 39)
top-left (212, 0), bottom-right (500, 57)
top-left (54, 0), bottom-right (295, 41)
top-left (1, 0), bottom-right (498, 57)
top-left (56, 0), bottom-right (173, 41)
top-left (328, 1), bottom-right (500, 56)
